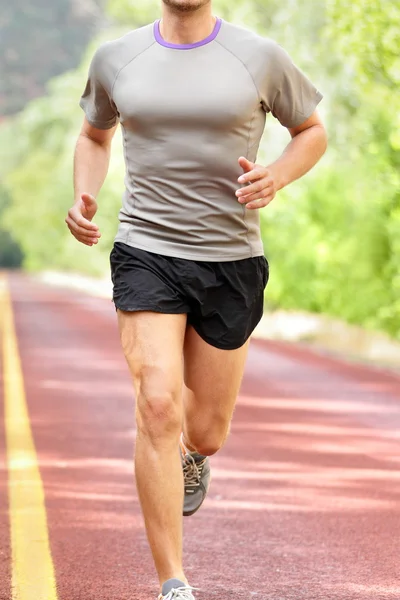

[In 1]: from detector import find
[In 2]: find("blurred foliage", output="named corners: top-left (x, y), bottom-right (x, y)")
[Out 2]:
top-left (0, 64), bottom-right (124, 275)
top-left (0, 0), bottom-right (399, 337)
top-left (328, 0), bottom-right (400, 89)
top-left (0, 184), bottom-right (23, 268)
top-left (0, 0), bottom-right (104, 116)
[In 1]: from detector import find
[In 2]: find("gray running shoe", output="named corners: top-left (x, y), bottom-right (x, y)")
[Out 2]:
top-left (181, 450), bottom-right (211, 517)
top-left (158, 579), bottom-right (197, 600)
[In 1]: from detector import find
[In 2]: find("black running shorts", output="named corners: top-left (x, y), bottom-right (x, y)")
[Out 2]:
top-left (110, 242), bottom-right (269, 350)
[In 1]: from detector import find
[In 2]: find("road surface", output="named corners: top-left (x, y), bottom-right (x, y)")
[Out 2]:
top-left (0, 272), bottom-right (399, 600)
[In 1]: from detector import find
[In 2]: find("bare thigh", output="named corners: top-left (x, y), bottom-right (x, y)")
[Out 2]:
top-left (117, 311), bottom-right (187, 438)
top-left (182, 325), bottom-right (250, 455)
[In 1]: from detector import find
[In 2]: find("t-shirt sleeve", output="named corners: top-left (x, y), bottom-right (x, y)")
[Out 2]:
top-left (79, 44), bottom-right (119, 130)
top-left (261, 42), bottom-right (323, 128)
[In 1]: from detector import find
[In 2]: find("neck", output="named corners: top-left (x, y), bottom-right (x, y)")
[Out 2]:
top-left (160, 6), bottom-right (215, 45)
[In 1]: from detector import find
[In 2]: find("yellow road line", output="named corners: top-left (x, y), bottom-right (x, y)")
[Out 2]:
top-left (1, 274), bottom-right (58, 600)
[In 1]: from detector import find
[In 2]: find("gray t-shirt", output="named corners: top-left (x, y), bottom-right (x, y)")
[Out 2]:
top-left (80, 18), bottom-right (323, 261)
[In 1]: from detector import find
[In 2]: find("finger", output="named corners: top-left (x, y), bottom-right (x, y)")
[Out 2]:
top-left (81, 193), bottom-right (96, 205)
top-left (75, 215), bottom-right (99, 231)
top-left (67, 210), bottom-right (99, 231)
top-left (246, 195), bottom-right (275, 210)
top-left (75, 232), bottom-right (100, 244)
top-left (71, 231), bottom-right (99, 246)
top-left (236, 179), bottom-right (272, 199)
top-left (238, 169), bottom-right (263, 185)
top-left (81, 193), bottom-right (98, 213)
top-left (67, 228), bottom-right (96, 246)
top-left (66, 217), bottom-right (101, 238)
top-left (238, 156), bottom-right (255, 173)
top-left (238, 188), bottom-right (273, 204)
top-left (67, 227), bottom-right (100, 245)
top-left (79, 239), bottom-right (98, 246)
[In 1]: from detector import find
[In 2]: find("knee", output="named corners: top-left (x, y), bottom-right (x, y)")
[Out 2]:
top-left (193, 440), bottom-right (223, 457)
top-left (136, 377), bottom-right (182, 444)
top-left (188, 418), bottom-right (230, 456)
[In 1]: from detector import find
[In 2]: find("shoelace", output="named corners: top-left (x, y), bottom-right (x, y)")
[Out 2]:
top-left (159, 585), bottom-right (197, 600)
top-left (182, 454), bottom-right (207, 494)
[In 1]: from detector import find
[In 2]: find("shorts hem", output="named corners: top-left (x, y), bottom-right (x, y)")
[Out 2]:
top-left (188, 323), bottom-right (251, 351)
top-left (113, 303), bottom-right (189, 315)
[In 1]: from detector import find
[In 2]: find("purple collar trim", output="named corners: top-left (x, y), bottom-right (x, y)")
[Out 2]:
top-left (154, 17), bottom-right (222, 50)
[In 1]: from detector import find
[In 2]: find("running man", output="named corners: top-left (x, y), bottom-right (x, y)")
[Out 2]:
top-left (66, 1), bottom-right (327, 598)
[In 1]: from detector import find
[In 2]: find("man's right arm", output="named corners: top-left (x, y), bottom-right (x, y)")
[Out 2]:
top-left (65, 118), bottom-right (118, 246)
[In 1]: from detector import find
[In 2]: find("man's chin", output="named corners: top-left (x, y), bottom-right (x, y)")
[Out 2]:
top-left (161, 0), bottom-right (211, 13)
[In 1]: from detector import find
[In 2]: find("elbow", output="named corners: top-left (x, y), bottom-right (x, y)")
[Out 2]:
top-left (317, 124), bottom-right (328, 156)
top-left (322, 128), bottom-right (328, 155)
top-left (79, 130), bottom-right (111, 150)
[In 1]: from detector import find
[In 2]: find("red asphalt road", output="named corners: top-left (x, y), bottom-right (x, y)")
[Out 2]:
top-left (1, 272), bottom-right (400, 600)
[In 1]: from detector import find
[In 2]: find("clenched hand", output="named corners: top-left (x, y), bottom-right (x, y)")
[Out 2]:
top-left (236, 156), bottom-right (278, 210)
top-left (65, 193), bottom-right (101, 246)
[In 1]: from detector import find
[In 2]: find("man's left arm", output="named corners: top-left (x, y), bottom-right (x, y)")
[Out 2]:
top-left (236, 110), bottom-right (327, 210)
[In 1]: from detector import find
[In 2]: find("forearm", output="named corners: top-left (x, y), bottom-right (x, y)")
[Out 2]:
top-left (73, 133), bottom-right (111, 203)
top-left (268, 125), bottom-right (327, 191)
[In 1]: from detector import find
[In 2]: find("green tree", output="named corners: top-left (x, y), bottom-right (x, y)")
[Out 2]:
top-left (0, 184), bottom-right (24, 268)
